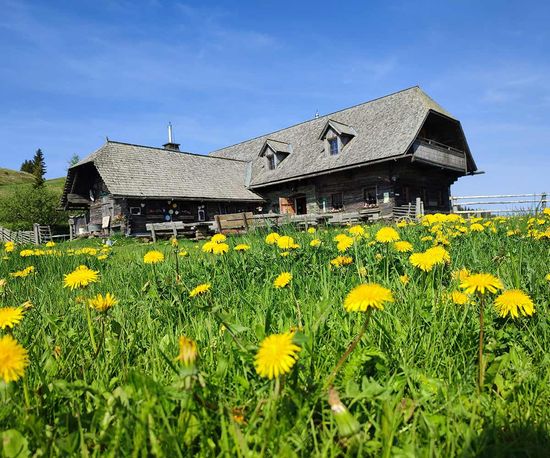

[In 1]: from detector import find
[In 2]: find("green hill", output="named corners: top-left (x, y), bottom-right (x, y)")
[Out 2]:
top-left (0, 168), bottom-right (65, 198)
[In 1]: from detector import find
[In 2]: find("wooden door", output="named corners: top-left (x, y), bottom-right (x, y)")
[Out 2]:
top-left (279, 197), bottom-right (295, 215)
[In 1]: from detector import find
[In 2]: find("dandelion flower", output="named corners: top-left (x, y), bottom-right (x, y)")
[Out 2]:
top-left (399, 274), bottom-right (410, 285)
top-left (375, 227), bottom-right (400, 243)
top-left (344, 283), bottom-right (394, 312)
top-left (234, 244), bottom-right (251, 251)
top-left (265, 232), bottom-right (280, 245)
top-left (45, 241), bottom-right (56, 247)
top-left (176, 336), bottom-right (198, 366)
top-left (460, 273), bottom-right (502, 295)
top-left (274, 272), bottom-right (292, 288)
top-left (425, 246), bottom-right (450, 264)
top-left (307, 227), bottom-right (316, 234)
top-left (336, 235), bottom-right (354, 252)
top-left (212, 243), bottom-right (229, 255)
top-left (330, 256), bottom-right (353, 268)
top-left (254, 332), bottom-right (301, 379)
top-left (393, 241), bottom-right (413, 253)
top-left (277, 236), bottom-right (298, 250)
top-left (545, 273), bottom-right (550, 282)
top-left (0, 307), bottom-right (25, 329)
top-left (202, 241), bottom-right (216, 253)
top-left (170, 237), bottom-right (179, 248)
top-left (189, 283), bottom-right (211, 298)
top-left (0, 335), bottom-right (29, 383)
top-left (4, 241), bottom-right (15, 253)
top-left (452, 268), bottom-right (470, 282)
top-left (211, 233), bottom-right (227, 243)
top-left (63, 265), bottom-right (99, 289)
top-left (143, 250), bottom-right (164, 264)
top-left (358, 266), bottom-right (367, 277)
top-left (494, 289), bottom-right (535, 318)
top-left (348, 225), bottom-right (365, 237)
top-left (88, 293), bottom-right (118, 312)
top-left (470, 223), bottom-right (485, 232)
top-left (451, 290), bottom-right (470, 305)
top-left (409, 252), bottom-right (435, 272)
top-left (10, 266), bottom-right (36, 278)
top-left (178, 250), bottom-right (189, 257)
top-left (280, 251), bottom-right (290, 257)
top-left (310, 239), bottom-right (321, 247)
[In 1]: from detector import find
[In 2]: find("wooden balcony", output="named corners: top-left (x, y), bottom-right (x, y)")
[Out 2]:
top-left (412, 138), bottom-right (467, 172)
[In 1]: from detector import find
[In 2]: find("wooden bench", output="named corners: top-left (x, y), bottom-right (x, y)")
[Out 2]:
top-left (145, 221), bottom-right (195, 242)
top-left (214, 212), bottom-right (254, 234)
top-left (327, 211), bottom-right (362, 226)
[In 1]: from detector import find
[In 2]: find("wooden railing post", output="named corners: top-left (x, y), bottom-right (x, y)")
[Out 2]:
top-left (33, 224), bottom-right (40, 245)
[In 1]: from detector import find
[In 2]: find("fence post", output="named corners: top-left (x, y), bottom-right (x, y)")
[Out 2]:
top-left (33, 224), bottom-right (40, 245)
top-left (542, 192), bottom-right (547, 210)
top-left (415, 197), bottom-right (421, 218)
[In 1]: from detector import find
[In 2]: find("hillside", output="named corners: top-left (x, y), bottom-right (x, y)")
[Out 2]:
top-left (0, 167), bottom-right (65, 198)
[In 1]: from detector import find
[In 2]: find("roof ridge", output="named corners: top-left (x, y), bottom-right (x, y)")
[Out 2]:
top-left (209, 85), bottom-right (421, 154)
top-left (104, 140), bottom-right (250, 163)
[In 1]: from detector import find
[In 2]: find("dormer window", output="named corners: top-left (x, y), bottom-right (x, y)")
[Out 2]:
top-left (259, 139), bottom-right (292, 170)
top-left (328, 137), bottom-right (339, 155)
top-left (267, 154), bottom-right (276, 170)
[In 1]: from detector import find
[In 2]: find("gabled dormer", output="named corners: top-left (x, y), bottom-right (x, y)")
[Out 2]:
top-left (319, 119), bottom-right (357, 156)
top-left (259, 139), bottom-right (292, 170)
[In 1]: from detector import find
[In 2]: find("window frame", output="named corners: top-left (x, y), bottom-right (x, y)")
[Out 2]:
top-left (363, 186), bottom-right (378, 206)
top-left (331, 192), bottom-right (344, 210)
top-left (267, 154), bottom-right (276, 170)
top-left (328, 137), bottom-right (339, 155)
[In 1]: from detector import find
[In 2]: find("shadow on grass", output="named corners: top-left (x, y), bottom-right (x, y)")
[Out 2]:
top-left (463, 419), bottom-right (549, 458)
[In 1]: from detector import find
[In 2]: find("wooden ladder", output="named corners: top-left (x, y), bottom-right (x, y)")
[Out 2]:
top-left (34, 224), bottom-right (52, 244)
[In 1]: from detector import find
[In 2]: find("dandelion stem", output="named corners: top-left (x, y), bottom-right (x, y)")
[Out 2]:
top-left (478, 295), bottom-right (485, 391)
top-left (22, 374), bottom-right (31, 409)
top-left (326, 310), bottom-right (371, 389)
top-left (85, 304), bottom-right (97, 354)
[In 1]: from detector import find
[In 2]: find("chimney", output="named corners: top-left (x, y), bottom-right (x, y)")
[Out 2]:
top-left (163, 122), bottom-right (180, 151)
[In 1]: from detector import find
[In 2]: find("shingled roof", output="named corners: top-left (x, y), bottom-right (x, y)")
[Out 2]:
top-left (209, 86), bottom-right (474, 188)
top-left (62, 141), bottom-right (263, 205)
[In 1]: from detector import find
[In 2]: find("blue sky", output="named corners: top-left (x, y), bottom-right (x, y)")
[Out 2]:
top-left (0, 0), bottom-right (548, 196)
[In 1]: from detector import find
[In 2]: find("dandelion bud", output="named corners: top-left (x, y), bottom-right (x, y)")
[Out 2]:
top-left (328, 387), bottom-right (361, 438)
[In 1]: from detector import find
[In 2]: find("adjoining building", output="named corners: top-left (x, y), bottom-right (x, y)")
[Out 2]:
top-left (61, 86), bottom-right (478, 235)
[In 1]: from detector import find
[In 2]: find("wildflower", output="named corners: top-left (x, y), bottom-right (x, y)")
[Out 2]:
top-left (274, 272), bottom-right (292, 288)
top-left (63, 265), bottom-right (99, 289)
top-left (425, 246), bottom-right (450, 264)
top-left (393, 241), bottom-right (413, 253)
top-left (265, 232), bottom-right (280, 245)
top-left (330, 256), bottom-right (353, 268)
top-left (344, 283), bottom-right (394, 312)
top-left (254, 332), bottom-right (301, 379)
top-left (176, 336), bottom-right (198, 366)
top-left (211, 243), bottom-right (229, 255)
top-left (375, 253), bottom-right (383, 261)
top-left (336, 235), bottom-right (354, 252)
top-left (328, 387), bottom-right (361, 438)
top-left (470, 223), bottom-right (484, 232)
top-left (4, 241), bottom-right (15, 253)
top-left (452, 268), bottom-right (470, 282)
top-left (420, 235), bottom-right (434, 242)
top-left (0, 335), bottom-right (29, 383)
top-left (19, 249), bottom-right (35, 257)
top-left (358, 266), bottom-right (367, 277)
top-left (88, 293), bottom-right (118, 312)
top-left (211, 233), bottom-right (227, 243)
top-left (21, 301), bottom-right (33, 310)
top-left (189, 283), bottom-right (211, 298)
top-left (494, 290), bottom-right (535, 318)
top-left (310, 239), bottom-right (321, 247)
top-left (375, 227), bottom-right (400, 243)
top-left (10, 266), bottom-right (36, 278)
top-left (45, 241), bottom-right (56, 247)
top-left (143, 250), bottom-right (164, 264)
top-left (0, 307), bottom-right (25, 330)
top-left (97, 254), bottom-right (108, 261)
top-left (234, 244), bottom-right (251, 251)
top-left (280, 251), bottom-right (290, 257)
top-left (546, 273), bottom-right (550, 282)
top-left (307, 227), bottom-right (316, 234)
top-left (202, 241), bottom-right (216, 253)
top-left (409, 252), bottom-right (435, 272)
top-left (348, 225), bottom-right (365, 237)
top-left (178, 250), bottom-right (188, 257)
top-left (277, 236), bottom-right (299, 250)
top-left (460, 273), bottom-right (503, 295)
top-left (543, 208), bottom-right (550, 216)
top-left (451, 290), bottom-right (470, 305)
top-left (170, 237), bottom-right (179, 248)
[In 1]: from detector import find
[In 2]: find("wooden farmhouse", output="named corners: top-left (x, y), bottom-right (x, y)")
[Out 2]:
top-left (61, 86), bottom-right (478, 235)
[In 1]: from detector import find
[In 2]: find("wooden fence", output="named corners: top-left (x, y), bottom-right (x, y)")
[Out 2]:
top-left (450, 192), bottom-right (547, 216)
top-left (0, 224), bottom-right (53, 245)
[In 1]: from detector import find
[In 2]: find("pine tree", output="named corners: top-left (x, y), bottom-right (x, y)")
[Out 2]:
top-left (20, 159), bottom-right (35, 174)
top-left (32, 148), bottom-right (46, 188)
top-left (68, 154), bottom-right (80, 168)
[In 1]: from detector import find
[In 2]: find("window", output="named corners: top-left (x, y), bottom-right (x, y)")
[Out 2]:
top-left (129, 207), bottom-right (142, 216)
top-left (267, 155), bottom-right (276, 170)
top-left (363, 187), bottom-right (377, 206)
top-left (328, 137), bottom-right (339, 155)
top-left (331, 192), bottom-right (343, 210)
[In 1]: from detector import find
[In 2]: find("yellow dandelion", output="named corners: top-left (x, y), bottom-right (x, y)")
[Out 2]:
top-left (470, 223), bottom-right (484, 232)
top-left (277, 235), bottom-right (297, 250)
top-left (10, 266), bottom-right (36, 278)
top-left (19, 249), bottom-right (35, 257)
top-left (274, 272), bottom-right (292, 288)
top-left (452, 268), bottom-right (470, 282)
top-left (409, 252), bottom-right (435, 272)
top-left (254, 332), bottom-right (301, 379)
top-left (494, 289), bottom-right (535, 318)
top-left (348, 225), bottom-right (365, 237)
top-left (212, 243), bottom-right (229, 255)
top-left (399, 274), bottom-right (410, 285)
top-left (545, 273), bottom-right (550, 282)
top-left (265, 232), bottom-right (280, 245)
top-left (97, 254), bottom-right (108, 261)
top-left (63, 265), bottom-right (100, 289)
top-left (420, 235), bottom-right (434, 242)
top-left (460, 273), bottom-right (503, 295)
top-left (189, 283), bottom-right (211, 298)
top-left (88, 293), bottom-right (118, 312)
top-left (425, 245), bottom-right (450, 264)
top-left (358, 266), bottom-right (367, 277)
top-left (343, 283), bottom-right (394, 312)
top-left (4, 241), bottom-right (15, 253)
top-left (330, 256), bottom-right (353, 268)
top-left (176, 336), bottom-right (198, 366)
top-left (178, 250), bottom-right (188, 257)
top-left (211, 233), bottom-right (227, 243)
top-left (375, 227), bottom-right (400, 243)
top-left (234, 244), bottom-right (251, 251)
top-left (543, 208), bottom-right (550, 216)
top-left (0, 335), bottom-right (29, 383)
top-left (280, 251), bottom-right (290, 257)
top-left (451, 290), bottom-right (470, 305)
top-left (45, 241), bottom-right (56, 247)
top-left (393, 241), bottom-right (413, 253)
top-left (0, 306), bottom-right (25, 330)
top-left (170, 237), bottom-right (179, 248)
top-left (143, 250), bottom-right (164, 264)
top-left (307, 227), bottom-right (316, 234)
top-left (336, 235), bottom-right (354, 252)
top-left (310, 239), bottom-right (321, 247)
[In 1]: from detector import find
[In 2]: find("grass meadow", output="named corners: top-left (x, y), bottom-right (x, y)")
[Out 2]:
top-left (0, 214), bottom-right (549, 457)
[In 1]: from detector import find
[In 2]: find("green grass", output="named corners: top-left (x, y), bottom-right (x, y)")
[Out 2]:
top-left (0, 168), bottom-right (65, 199)
top-left (1, 217), bottom-right (549, 457)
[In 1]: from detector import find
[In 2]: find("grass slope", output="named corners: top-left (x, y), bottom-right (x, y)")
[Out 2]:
top-left (0, 167), bottom-right (65, 199)
top-left (0, 217), bottom-right (549, 456)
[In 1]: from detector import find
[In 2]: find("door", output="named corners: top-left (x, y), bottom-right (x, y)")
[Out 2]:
top-left (279, 197), bottom-right (296, 215)
top-left (295, 196), bottom-right (307, 215)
